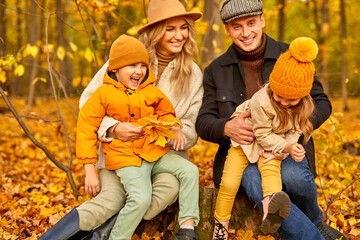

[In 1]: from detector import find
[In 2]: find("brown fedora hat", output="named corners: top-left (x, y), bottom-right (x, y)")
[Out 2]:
top-left (137, 0), bottom-right (202, 34)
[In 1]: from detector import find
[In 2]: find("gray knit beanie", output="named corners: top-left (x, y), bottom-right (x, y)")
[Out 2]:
top-left (220, 0), bottom-right (263, 23)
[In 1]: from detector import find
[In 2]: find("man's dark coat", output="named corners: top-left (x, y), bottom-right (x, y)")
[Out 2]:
top-left (196, 34), bottom-right (332, 187)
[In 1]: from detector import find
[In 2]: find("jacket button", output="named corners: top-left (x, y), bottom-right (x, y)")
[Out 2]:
top-left (240, 93), bottom-right (243, 96)
top-left (222, 96), bottom-right (226, 101)
top-left (131, 114), bottom-right (135, 117)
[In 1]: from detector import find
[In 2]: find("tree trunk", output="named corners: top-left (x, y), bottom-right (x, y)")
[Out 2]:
top-left (10, 0), bottom-right (23, 96)
top-left (311, 0), bottom-right (321, 44)
top-left (26, 0), bottom-right (40, 112)
top-left (56, 0), bottom-right (72, 95)
top-left (0, 0), bottom-right (5, 56)
top-left (133, 187), bottom-right (281, 239)
top-left (319, 0), bottom-right (330, 95)
top-left (277, 0), bottom-right (285, 42)
top-left (340, 0), bottom-right (349, 111)
top-left (200, 0), bottom-right (223, 69)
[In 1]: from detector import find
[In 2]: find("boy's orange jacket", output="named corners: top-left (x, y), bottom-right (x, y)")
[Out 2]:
top-left (76, 68), bottom-right (181, 170)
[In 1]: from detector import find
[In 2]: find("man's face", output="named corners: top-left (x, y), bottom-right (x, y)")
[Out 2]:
top-left (225, 14), bottom-right (265, 52)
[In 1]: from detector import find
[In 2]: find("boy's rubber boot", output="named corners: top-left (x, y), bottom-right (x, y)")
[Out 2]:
top-left (174, 228), bottom-right (198, 240)
top-left (39, 209), bottom-right (91, 240)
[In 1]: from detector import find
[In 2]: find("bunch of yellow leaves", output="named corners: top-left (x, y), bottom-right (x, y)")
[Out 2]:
top-left (138, 115), bottom-right (178, 147)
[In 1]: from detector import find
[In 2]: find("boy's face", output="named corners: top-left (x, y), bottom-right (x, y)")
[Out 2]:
top-left (225, 14), bottom-right (265, 52)
top-left (114, 63), bottom-right (147, 90)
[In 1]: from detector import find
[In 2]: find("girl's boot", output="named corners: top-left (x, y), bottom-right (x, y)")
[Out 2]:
top-left (261, 191), bottom-right (291, 234)
top-left (211, 218), bottom-right (229, 240)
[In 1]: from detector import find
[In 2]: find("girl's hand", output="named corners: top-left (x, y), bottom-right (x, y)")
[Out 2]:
top-left (84, 164), bottom-right (100, 197)
top-left (171, 127), bottom-right (187, 151)
top-left (109, 122), bottom-right (145, 141)
top-left (289, 143), bottom-right (306, 162)
top-left (260, 150), bottom-right (286, 163)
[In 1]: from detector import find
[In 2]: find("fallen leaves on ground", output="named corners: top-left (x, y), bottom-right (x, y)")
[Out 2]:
top-left (0, 98), bottom-right (359, 239)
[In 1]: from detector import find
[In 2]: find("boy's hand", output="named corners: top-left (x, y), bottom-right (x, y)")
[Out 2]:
top-left (171, 127), bottom-right (187, 151)
top-left (288, 143), bottom-right (306, 162)
top-left (84, 164), bottom-right (100, 197)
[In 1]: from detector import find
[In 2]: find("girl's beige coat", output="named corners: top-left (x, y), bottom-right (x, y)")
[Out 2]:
top-left (231, 84), bottom-right (301, 163)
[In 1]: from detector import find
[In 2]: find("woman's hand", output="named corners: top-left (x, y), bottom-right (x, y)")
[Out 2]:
top-left (84, 164), bottom-right (100, 197)
top-left (171, 127), bottom-right (187, 151)
top-left (108, 122), bottom-right (145, 141)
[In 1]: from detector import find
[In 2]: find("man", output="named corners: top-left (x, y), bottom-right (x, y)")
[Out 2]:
top-left (196, 0), bottom-right (347, 239)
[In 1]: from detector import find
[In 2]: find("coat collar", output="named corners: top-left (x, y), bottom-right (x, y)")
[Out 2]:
top-left (220, 34), bottom-right (284, 66)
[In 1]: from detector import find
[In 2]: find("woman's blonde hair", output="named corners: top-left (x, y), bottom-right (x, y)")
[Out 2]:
top-left (267, 86), bottom-right (315, 144)
top-left (139, 17), bottom-right (198, 98)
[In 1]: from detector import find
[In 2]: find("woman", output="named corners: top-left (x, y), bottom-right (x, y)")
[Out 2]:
top-left (39, 0), bottom-right (203, 239)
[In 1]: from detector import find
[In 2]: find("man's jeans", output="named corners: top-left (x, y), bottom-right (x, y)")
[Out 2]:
top-left (240, 156), bottom-right (325, 240)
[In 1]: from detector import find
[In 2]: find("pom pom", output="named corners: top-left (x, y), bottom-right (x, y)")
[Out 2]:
top-left (289, 37), bottom-right (318, 63)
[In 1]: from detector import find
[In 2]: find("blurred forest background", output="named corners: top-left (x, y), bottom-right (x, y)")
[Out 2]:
top-left (0, 0), bottom-right (359, 239)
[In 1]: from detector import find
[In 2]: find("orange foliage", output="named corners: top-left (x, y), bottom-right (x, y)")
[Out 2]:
top-left (0, 97), bottom-right (359, 239)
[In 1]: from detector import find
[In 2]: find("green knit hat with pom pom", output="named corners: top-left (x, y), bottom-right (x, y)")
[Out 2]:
top-left (269, 37), bottom-right (318, 99)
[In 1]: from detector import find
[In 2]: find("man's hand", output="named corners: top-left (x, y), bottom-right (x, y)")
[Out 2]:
top-left (171, 127), bottom-right (187, 151)
top-left (84, 164), bottom-right (100, 197)
top-left (224, 111), bottom-right (254, 145)
top-left (108, 122), bottom-right (145, 141)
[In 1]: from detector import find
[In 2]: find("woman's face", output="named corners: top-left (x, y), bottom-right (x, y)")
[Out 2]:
top-left (158, 17), bottom-right (189, 56)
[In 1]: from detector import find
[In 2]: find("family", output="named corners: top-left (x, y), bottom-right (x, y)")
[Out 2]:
top-left (39, 0), bottom-right (347, 239)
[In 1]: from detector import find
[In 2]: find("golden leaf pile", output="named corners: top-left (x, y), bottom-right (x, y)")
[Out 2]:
top-left (0, 98), bottom-right (359, 239)
top-left (138, 115), bottom-right (178, 147)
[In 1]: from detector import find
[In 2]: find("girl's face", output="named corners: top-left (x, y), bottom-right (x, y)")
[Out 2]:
top-left (273, 93), bottom-right (301, 108)
top-left (158, 17), bottom-right (189, 56)
top-left (114, 63), bottom-right (147, 90)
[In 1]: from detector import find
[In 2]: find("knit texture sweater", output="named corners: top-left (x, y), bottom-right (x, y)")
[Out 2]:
top-left (234, 33), bottom-right (266, 100)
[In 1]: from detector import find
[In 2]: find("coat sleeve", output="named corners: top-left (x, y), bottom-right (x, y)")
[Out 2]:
top-left (196, 65), bottom-right (231, 145)
top-left (78, 60), bottom-right (120, 142)
top-left (250, 102), bottom-right (290, 154)
top-left (76, 88), bottom-right (107, 164)
top-left (172, 65), bottom-right (203, 150)
top-left (310, 76), bottom-right (332, 130)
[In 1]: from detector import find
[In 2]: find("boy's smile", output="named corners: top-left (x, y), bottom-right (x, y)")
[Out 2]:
top-left (114, 63), bottom-right (148, 90)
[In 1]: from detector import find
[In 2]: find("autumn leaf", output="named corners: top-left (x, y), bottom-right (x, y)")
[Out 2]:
top-left (14, 64), bottom-right (25, 77)
top-left (57, 46), bottom-right (66, 61)
top-left (138, 115), bottom-right (178, 147)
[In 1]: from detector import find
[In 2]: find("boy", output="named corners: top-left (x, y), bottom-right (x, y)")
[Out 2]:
top-left (76, 35), bottom-right (198, 240)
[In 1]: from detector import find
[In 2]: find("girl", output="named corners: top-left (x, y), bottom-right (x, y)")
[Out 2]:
top-left (212, 37), bottom-right (318, 240)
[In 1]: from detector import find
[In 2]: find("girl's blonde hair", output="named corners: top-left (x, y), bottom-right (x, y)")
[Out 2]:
top-left (267, 86), bottom-right (315, 144)
top-left (138, 17), bottom-right (198, 98)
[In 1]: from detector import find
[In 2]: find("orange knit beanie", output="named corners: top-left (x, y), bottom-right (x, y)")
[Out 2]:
top-left (108, 34), bottom-right (149, 71)
top-left (269, 37), bottom-right (318, 99)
